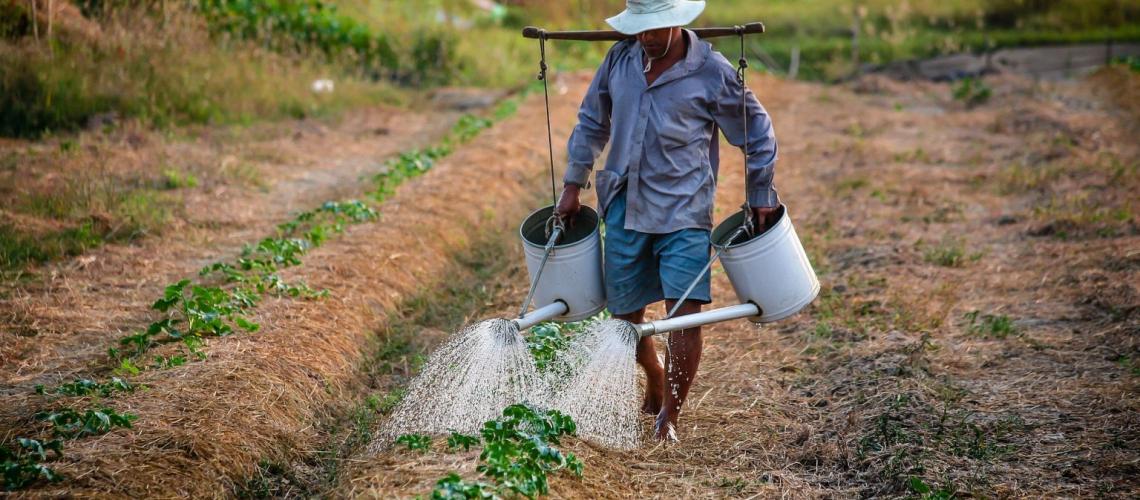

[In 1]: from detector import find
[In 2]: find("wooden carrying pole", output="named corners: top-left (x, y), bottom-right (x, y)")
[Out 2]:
top-left (522, 22), bottom-right (764, 41)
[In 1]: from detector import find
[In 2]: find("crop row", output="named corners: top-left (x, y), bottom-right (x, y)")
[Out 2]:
top-left (3, 102), bottom-right (512, 491)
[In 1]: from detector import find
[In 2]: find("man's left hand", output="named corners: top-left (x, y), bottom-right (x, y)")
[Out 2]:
top-left (751, 206), bottom-right (779, 234)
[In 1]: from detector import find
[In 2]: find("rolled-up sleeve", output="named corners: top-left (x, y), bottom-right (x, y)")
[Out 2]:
top-left (710, 68), bottom-right (779, 207)
top-left (563, 52), bottom-right (614, 188)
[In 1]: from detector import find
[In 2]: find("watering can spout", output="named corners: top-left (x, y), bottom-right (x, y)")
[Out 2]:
top-left (634, 302), bottom-right (762, 338)
top-left (512, 300), bottom-right (569, 331)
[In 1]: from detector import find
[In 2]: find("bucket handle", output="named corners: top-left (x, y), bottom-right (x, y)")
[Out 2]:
top-left (518, 216), bottom-right (564, 318)
top-left (664, 222), bottom-right (751, 319)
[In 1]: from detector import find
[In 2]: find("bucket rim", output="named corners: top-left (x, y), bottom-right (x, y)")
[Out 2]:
top-left (519, 204), bottom-right (601, 250)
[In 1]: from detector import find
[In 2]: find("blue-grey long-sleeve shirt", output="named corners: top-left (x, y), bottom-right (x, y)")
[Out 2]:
top-left (563, 29), bottom-right (778, 234)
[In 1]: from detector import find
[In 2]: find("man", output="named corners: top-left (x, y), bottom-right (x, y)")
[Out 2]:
top-left (555, 0), bottom-right (779, 441)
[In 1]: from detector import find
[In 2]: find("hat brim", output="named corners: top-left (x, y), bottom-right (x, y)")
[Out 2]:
top-left (605, 1), bottom-right (705, 35)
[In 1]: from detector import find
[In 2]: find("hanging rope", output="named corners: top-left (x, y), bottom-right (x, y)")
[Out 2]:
top-left (537, 32), bottom-right (558, 210)
top-left (735, 26), bottom-right (755, 237)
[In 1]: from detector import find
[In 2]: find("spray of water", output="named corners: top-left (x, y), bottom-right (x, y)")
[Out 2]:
top-left (371, 318), bottom-right (545, 452)
top-left (547, 319), bottom-right (642, 450)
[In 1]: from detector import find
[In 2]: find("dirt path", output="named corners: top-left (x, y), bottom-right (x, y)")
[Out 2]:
top-left (0, 104), bottom-right (462, 385)
top-left (349, 72), bottom-right (1139, 497)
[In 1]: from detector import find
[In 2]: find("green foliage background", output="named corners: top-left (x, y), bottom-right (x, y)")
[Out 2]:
top-left (1, 0), bottom-right (1138, 138)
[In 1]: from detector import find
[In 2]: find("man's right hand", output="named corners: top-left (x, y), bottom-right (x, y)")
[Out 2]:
top-left (555, 184), bottom-right (582, 227)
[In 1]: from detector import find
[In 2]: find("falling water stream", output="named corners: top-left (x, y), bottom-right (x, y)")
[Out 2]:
top-left (372, 316), bottom-right (643, 452)
top-left (373, 319), bottom-right (543, 448)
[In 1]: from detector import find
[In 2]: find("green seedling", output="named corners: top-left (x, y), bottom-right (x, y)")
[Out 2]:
top-left (395, 434), bottom-right (433, 452)
top-left (447, 432), bottom-right (480, 452)
top-left (433, 473), bottom-right (496, 499)
top-left (35, 378), bottom-right (134, 398)
top-left (963, 311), bottom-right (1018, 339)
top-left (952, 77), bottom-right (992, 107)
top-left (36, 408), bottom-right (137, 439)
top-left (432, 404), bottom-right (582, 498)
top-left (2, 438), bottom-right (63, 491)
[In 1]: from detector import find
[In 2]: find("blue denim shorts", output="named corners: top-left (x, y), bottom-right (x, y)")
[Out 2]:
top-left (603, 190), bottom-right (712, 315)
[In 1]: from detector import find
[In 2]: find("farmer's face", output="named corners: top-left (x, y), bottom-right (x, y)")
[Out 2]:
top-left (637, 27), bottom-right (677, 57)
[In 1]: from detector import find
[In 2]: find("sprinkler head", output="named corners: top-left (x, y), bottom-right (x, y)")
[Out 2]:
top-left (608, 319), bottom-right (640, 347)
top-left (489, 318), bottom-right (521, 346)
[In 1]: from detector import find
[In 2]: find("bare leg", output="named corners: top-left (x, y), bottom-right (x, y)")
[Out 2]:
top-left (655, 299), bottom-right (703, 441)
top-left (614, 308), bottom-right (663, 415)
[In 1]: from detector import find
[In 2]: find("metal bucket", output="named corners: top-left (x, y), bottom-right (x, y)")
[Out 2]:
top-left (519, 205), bottom-right (606, 322)
top-left (711, 205), bottom-right (819, 323)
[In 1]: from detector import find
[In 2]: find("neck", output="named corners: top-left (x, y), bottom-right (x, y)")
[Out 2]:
top-left (643, 29), bottom-right (686, 73)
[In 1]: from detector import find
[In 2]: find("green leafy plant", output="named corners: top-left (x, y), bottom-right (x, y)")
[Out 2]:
top-left (395, 433), bottom-right (433, 452)
top-left (952, 77), bottom-right (992, 107)
top-left (908, 476), bottom-right (955, 500)
top-left (197, 0), bottom-right (400, 77)
top-left (963, 311), bottom-right (1018, 339)
top-left (526, 323), bottom-right (571, 372)
top-left (433, 473), bottom-right (496, 499)
top-left (1, 438), bottom-right (63, 491)
top-left (35, 378), bottom-right (134, 398)
top-left (36, 408), bottom-right (138, 439)
top-left (431, 404), bottom-right (583, 498)
top-left (526, 312), bottom-right (609, 372)
top-left (446, 432), bottom-right (479, 452)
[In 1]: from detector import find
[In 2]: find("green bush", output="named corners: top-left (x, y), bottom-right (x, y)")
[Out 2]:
top-left (197, 0), bottom-right (399, 77)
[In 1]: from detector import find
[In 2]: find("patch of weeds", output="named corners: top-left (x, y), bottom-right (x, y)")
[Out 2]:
top-left (0, 222), bottom-right (105, 270)
top-left (161, 168), bottom-right (199, 190)
top-left (921, 206), bottom-right (961, 224)
top-left (813, 322), bottom-right (834, 340)
top-left (922, 238), bottom-right (982, 268)
top-left (395, 434), bottom-right (433, 452)
top-left (1, 438), bottom-right (63, 491)
top-left (34, 377), bottom-right (134, 398)
top-left (962, 310), bottom-right (1018, 339)
top-left (834, 176), bottom-right (869, 195)
top-left (952, 77), bottom-right (992, 107)
top-left (996, 161), bottom-right (1065, 195)
top-left (934, 410), bottom-right (1026, 461)
top-left (893, 147), bottom-right (931, 164)
top-left (908, 476), bottom-right (955, 499)
top-left (237, 460), bottom-right (300, 499)
top-left (371, 388), bottom-right (406, 415)
top-left (36, 408), bottom-right (137, 439)
top-left (859, 394), bottom-right (918, 455)
top-left (430, 404), bottom-right (582, 498)
top-left (1112, 355), bottom-right (1140, 377)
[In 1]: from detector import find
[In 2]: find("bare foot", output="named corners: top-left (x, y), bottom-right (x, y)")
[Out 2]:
top-left (653, 412), bottom-right (679, 442)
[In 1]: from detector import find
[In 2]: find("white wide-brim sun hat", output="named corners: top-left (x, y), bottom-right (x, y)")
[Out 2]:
top-left (606, 0), bottom-right (706, 36)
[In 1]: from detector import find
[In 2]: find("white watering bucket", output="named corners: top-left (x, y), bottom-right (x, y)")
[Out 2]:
top-left (519, 205), bottom-right (606, 322)
top-left (711, 205), bottom-right (819, 323)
